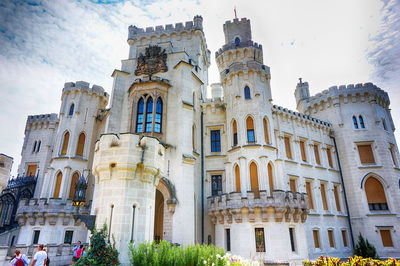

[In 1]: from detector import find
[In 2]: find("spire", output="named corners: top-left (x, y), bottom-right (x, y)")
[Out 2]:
top-left (234, 6), bottom-right (237, 19)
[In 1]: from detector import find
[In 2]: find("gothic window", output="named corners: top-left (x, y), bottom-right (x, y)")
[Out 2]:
top-left (255, 228), bottom-right (265, 252)
top-left (365, 176), bottom-right (388, 211)
top-left (234, 164), bottom-right (240, 192)
top-left (359, 116), bottom-right (365, 128)
top-left (268, 163), bottom-right (274, 196)
top-left (61, 131), bottom-right (70, 155)
top-left (211, 175), bottom-right (222, 196)
top-left (235, 37), bottom-right (240, 45)
top-left (155, 98), bottom-right (163, 133)
top-left (69, 171), bottom-right (80, 199)
top-left (263, 118), bottom-right (270, 144)
top-left (136, 98), bottom-right (144, 133)
top-left (145, 97), bottom-right (153, 132)
top-left (36, 141), bottom-right (41, 152)
top-left (250, 162), bottom-right (260, 198)
top-left (232, 119), bottom-right (238, 146)
top-left (211, 130), bottom-right (221, 152)
top-left (246, 116), bottom-right (255, 143)
top-left (32, 141), bottom-right (37, 153)
top-left (382, 118), bottom-right (387, 131)
top-left (54, 172), bottom-right (62, 198)
top-left (76, 132), bottom-right (85, 156)
top-left (244, 86), bottom-right (251, 99)
top-left (353, 116), bottom-right (358, 129)
top-left (69, 104), bottom-right (75, 116)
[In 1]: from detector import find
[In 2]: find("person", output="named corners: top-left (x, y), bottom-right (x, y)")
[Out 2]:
top-left (71, 241), bottom-right (81, 265)
top-left (75, 245), bottom-right (83, 261)
top-left (10, 249), bottom-right (29, 266)
top-left (31, 244), bottom-right (47, 266)
top-left (81, 247), bottom-right (86, 257)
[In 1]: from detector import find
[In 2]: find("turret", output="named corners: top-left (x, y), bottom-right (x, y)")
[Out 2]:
top-left (294, 78), bottom-right (310, 110)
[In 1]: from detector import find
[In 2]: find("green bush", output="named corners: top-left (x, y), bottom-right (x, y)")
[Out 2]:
top-left (354, 233), bottom-right (378, 259)
top-left (303, 256), bottom-right (399, 266)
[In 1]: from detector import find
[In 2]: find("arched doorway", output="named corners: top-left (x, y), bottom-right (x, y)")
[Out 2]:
top-left (154, 189), bottom-right (164, 242)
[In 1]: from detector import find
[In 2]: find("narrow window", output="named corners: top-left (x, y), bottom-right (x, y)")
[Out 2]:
top-left (192, 125), bottom-right (196, 150)
top-left (313, 144), bottom-right (320, 165)
top-left (61, 131), bottom-right (70, 155)
top-left (268, 163), bottom-right (274, 196)
top-left (211, 175), bottom-right (222, 196)
top-left (246, 117), bottom-right (255, 143)
top-left (306, 181), bottom-right (314, 209)
top-left (64, 231), bottom-right (74, 244)
top-left (380, 230), bottom-right (393, 247)
top-left (357, 144), bottom-right (375, 164)
top-left (145, 97), bottom-right (153, 132)
top-left (136, 98), bottom-right (144, 133)
top-left (211, 130), bottom-right (221, 152)
top-left (108, 204), bottom-right (114, 242)
top-left (300, 140), bottom-right (307, 162)
top-left (313, 230), bottom-right (320, 248)
top-left (76, 132), bottom-right (85, 156)
top-left (69, 172), bottom-right (80, 199)
top-left (341, 230), bottom-right (348, 247)
top-left (235, 37), bottom-right (240, 45)
top-left (226, 229), bottom-right (231, 251)
top-left (250, 162), bottom-right (260, 198)
top-left (320, 183), bottom-right (328, 211)
top-left (390, 144), bottom-right (397, 167)
top-left (244, 86), bottom-right (251, 99)
top-left (255, 228), bottom-right (266, 252)
top-left (155, 98), bottom-right (162, 133)
top-left (36, 141), bottom-right (41, 152)
top-left (328, 230), bottom-right (335, 248)
top-left (333, 185), bottom-right (341, 212)
top-left (33, 230), bottom-right (40, 245)
top-left (69, 104), bottom-right (75, 116)
top-left (27, 164), bottom-right (37, 177)
top-left (365, 177), bottom-right (388, 211)
top-left (327, 147), bottom-right (333, 168)
top-left (53, 172), bottom-right (62, 198)
top-left (289, 179), bottom-right (296, 192)
top-left (263, 118), bottom-right (269, 144)
top-left (32, 141), bottom-right (37, 153)
top-left (284, 136), bottom-right (292, 159)
top-left (353, 116), bottom-right (358, 129)
top-left (235, 164), bottom-right (241, 192)
top-left (289, 228), bottom-right (296, 252)
top-left (382, 118), bottom-right (387, 131)
top-left (131, 205), bottom-right (136, 242)
top-left (232, 120), bottom-right (238, 146)
top-left (359, 116), bottom-right (365, 128)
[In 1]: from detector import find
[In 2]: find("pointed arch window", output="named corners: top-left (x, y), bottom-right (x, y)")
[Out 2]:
top-left (359, 116), bottom-right (365, 128)
top-left (76, 132), bottom-right (85, 156)
top-left (244, 86), bottom-right (251, 99)
top-left (382, 118), bottom-right (387, 131)
top-left (268, 163), bottom-right (274, 196)
top-left (69, 103), bottom-right (75, 116)
top-left (232, 120), bottom-right (238, 146)
top-left (353, 116), bottom-right (358, 129)
top-left (54, 172), bottom-right (62, 198)
top-left (145, 97), bottom-right (153, 132)
top-left (365, 176), bottom-right (388, 211)
top-left (155, 98), bottom-right (162, 133)
top-left (32, 141), bottom-right (37, 153)
top-left (235, 164), bottom-right (241, 192)
top-left (136, 98), bottom-right (144, 133)
top-left (250, 162), bottom-right (259, 198)
top-left (246, 116), bottom-right (255, 143)
top-left (37, 141), bottom-right (41, 152)
top-left (263, 118), bottom-right (270, 144)
top-left (69, 172), bottom-right (80, 199)
top-left (61, 132), bottom-right (70, 155)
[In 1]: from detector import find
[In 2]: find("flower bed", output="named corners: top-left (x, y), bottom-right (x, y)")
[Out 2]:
top-left (303, 256), bottom-right (400, 266)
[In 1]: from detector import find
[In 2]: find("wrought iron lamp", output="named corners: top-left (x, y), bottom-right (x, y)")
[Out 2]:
top-left (72, 171), bottom-right (96, 231)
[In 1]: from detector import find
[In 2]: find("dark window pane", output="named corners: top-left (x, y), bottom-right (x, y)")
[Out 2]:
top-left (211, 130), bottom-right (221, 152)
top-left (233, 133), bottom-right (238, 146)
top-left (69, 104), bottom-right (74, 116)
top-left (247, 130), bottom-right (255, 142)
top-left (226, 229), bottom-right (231, 251)
top-left (211, 175), bottom-right (222, 196)
top-left (244, 86), bottom-right (251, 99)
top-left (33, 230), bottom-right (40, 245)
top-left (255, 228), bottom-right (265, 252)
top-left (136, 98), bottom-right (144, 133)
top-left (64, 231), bottom-right (73, 244)
top-left (353, 116), bottom-right (358, 129)
top-left (359, 116), bottom-right (365, 128)
top-left (289, 228), bottom-right (296, 252)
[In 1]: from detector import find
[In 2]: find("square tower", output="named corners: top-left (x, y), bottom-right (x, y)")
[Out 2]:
top-left (223, 18), bottom-right (252, 45)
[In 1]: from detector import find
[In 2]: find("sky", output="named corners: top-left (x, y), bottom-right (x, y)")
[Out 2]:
top-left (0, 0), bottom-right (399, 176)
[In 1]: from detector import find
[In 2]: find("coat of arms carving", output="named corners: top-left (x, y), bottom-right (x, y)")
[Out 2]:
top-left (135, 45), bottom-right (168, 76)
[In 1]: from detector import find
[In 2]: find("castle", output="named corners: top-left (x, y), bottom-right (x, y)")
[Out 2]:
top-left (0, 16), bottom-right (399, 265)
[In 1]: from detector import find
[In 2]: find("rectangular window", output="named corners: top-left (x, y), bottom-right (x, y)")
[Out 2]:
top-left (289, 179), bottom-right (296, 192)
top-left (300, 140), bottom-right (307, 162)
top-left (33, 230), bottom-right (40, 245)
top-left (341, 230), bottom-right (348, 247)
top-left (380, 230), bottom-right (393, 247)
top-left (211, 175), bottom-right (222, 196)
top-left (328, 230), bottom-right (335, 248)
top-left (306, 181), bottom-right (314, 210)
top-left (27, 164), bottom-right (37, 177)
top-left (255, 228), bottom-right (266, 252)
top-left (289, 228), bottom-right (296, 252)
top-left (313, 230), bottom-right (320, 248)
top-left (333, 185), bottom-right (341, 212)
top-left (226, 229), bottom-right (231, 251)
top-left (284, 136), bottom-right (292, 159)
top-left (247, 129), bottom-right (255, 143)
top-left (314, 144), bottom-right (321, 165)
top-left (320, 183), bottom-right (328, 211)
top-left (64, 230), bottom-right (73, 244)
top-left (389, 144), bottom-right (397, 167)
top-left (211, 130), bottom-right (221, 152)
top-left (327, 147), bottom-right (333, 168)
top-left (233, 133), bottom-right (238, 146)
top-left (358, 144), bottom-right (375, 164)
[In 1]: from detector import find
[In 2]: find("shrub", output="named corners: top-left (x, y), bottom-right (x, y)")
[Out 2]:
top-left (303, 256), bottom-right (399, 266)
top-left (354, 233), bottom-right (378, 259)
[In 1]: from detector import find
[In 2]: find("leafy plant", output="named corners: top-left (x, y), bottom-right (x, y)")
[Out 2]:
top-left (354, 233), bottom-right (378, 259)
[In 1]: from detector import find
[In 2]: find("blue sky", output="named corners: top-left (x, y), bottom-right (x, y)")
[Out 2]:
top-left (0, 0), bottom-right (399, 175)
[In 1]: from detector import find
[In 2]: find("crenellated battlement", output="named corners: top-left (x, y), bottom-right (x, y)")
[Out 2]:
top-left (272, 105), bottom-right (331, 128)
top-left (27, 113), bottom-right (58, 124)
top-left (128, 15), bottom-right (203, 42)
top-left (62, 81), bottom-right (108, 98)
top-left (216, 40), bottom-right (262, 58)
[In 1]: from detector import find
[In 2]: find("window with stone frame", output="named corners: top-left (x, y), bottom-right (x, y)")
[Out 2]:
top-left (284, 136), bottom-right (292, 159)
top-left (154, 97), bottom-right (163, 133)
top-left (389, 144), bottom-right (397, 167)
top-left (328, 229), bottom-right (335, 248)
top-left (313, 229), bottom-right (320, 249)
top-left (136, 98), bottom-right (144, 133)
top-left (289, 228), bottom-right (296, 252)
top-left (320, 183), bottom-right (329, 211)
top-left (246, 116), bottom-right (255, 143)
top-left (313, 143), bottom-right (321, 165)
top-left (289, 178), bottom-right (297, 192)
top-left (244, 86), bottom-right (251, 99)
top-left (211, 175), bottom-right (222, 196)
top-left (232, 119), bottom-right (238, 146)
top-left (255, 228), bottom-right (266, 252)
top-left (33, 230), bottom-right (40, 245)
top-left (380, 229), bottom-right (393, 247)
top-left (64, 230), bottom-right (74, 244)
top-left (211, 130), bottom-right (221, 152)
top-left (299, 140), bottom-right (307, 162)
top-left (333, 185), bottom-right (341, 212)
top-left (365, 176), bottom-right (388, 211)
top-left (145, 97), bottom-right (153, 132)
top-left (326, 147), bottom-right (333, 168)
top-left (359, 115), bottom-right (365, 128)
top-left (306, 180), bottom-right (314, 210)
top-left (357, 143), bottom-right (375, 164)
top-left (341, 230), bottom-right (348, 247)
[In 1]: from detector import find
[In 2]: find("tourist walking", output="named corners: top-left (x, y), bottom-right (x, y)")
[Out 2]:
top-left (10, 249), bottom-right (29, 266)
top-left (71, 241), bottom-right (81, 265)
top-left (30, 244), bottom-right (47, 266)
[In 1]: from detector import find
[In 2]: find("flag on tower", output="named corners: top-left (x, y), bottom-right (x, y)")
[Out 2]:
top-left (234, 6), bottom-right (237, 19)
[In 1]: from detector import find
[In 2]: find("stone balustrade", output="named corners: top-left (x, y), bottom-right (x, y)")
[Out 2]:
top-left (207, 190), bottom-right (309, 224)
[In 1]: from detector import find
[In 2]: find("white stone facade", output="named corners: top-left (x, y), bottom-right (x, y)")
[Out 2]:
top-left (0, 154), bottom-right (13, 191)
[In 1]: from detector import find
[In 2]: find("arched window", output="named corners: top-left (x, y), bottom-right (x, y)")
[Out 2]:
top-left (268, 163), bottom-right (274, 195)
top-left (353, 116), bottom-right (359, 129)
top-left (36, 141), bottom-right (41, 152)
top-left (232, 120), bottom-right (238, 146)
top-left (235, 164), bottom-right (241, 192)
top-left (246, 116), bottom-right (255, 143)
top-left (61, 131), bottom-right (70, 155)
top-left (235, 37), bottom-right (240, 45)
top-left (32, 141), bottom-right (37, 153)
top-left (69, 172), bottom-right (80, 199)
top-left (53, 172), bottom-right (62, 198)
top-left (382, 118), bottom-right (387, 131)
top-left (155, 98), bottom-right (162, 133)
top-left (69, 103), bottom-right (75, 116)
top-left (244, 86), bottom-right (251, 99)
top-left (263, 117), bottom-right (270, 144)
top-left (145, 97), bottom-right (153, 132)
top-left (250, 162), bottom-right (259, 198)
top-left (365, 176), bottom-right (388, 211)
top-left (359, 116), bottom-right (365, 129)
top-left (136, 98), bottom-right (144, 133)
top-left (76, 132), bottom-right (85, 156)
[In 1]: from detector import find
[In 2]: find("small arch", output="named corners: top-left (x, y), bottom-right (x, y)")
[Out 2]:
top-left (53, 171), bottom-right (63, 198)
top-left (136, 98), bottom-right (144, 133)
top-left (244, 86), bottom-right (251, 99)
top-left (263, 117), bottom-right (270, 144)
top-left (246, 116), bottom-right (255, 143)
top-left (234, 164), bottom-right (241, 192)
top-left (69, 103), bottom-right (75, 116)
top-left (359, 115), bottom-right (365, 129)
top-left (155, 97), bottom-right (162, 133)
top-left (145, 97), bottom-right (153, 132)
top-left (232, 119), bottom-right (238, 146)
top-left (75, 132), bottom-right (86, 156)
top-left (234, 37), bottom-right (240, 45)
top-left (249, 161), bottom-right (260, 198)
top-left (60, 131), bottom-right (70, 155)
top-left (69, 171), bottom-right (80, 199)
top-left (352, 116), bottom-right (359, 129)
top-left (364, 176), bottom-right (388, 211)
